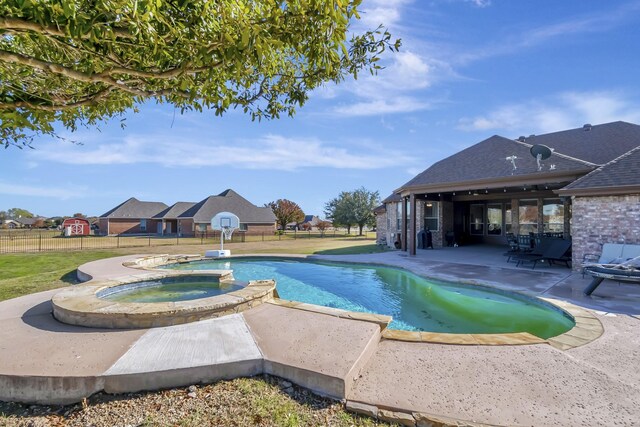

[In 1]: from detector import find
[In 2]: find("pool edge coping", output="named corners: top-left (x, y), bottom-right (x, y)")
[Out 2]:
top-left (126, 253), bottom-right (603, 349)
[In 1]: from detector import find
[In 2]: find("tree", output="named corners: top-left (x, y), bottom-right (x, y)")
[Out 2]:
top-left (73, 213), bottom-right (86, 218)
top-left (324, 187), bottom-right (379, 235)
top-left (316, 219), bottom-right (331, 236)
top-left (324, 191), bottom-right (354, 234)
top-left (350, 187), bottom-right (379, 236)
top-left (0, 1), bottom-right (400, 148)
top-left (266, 199), bottom-right (304, 231)
top-left (6, 207), bottom-right (34, 219)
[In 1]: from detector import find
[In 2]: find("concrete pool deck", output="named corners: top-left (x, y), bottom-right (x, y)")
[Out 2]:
top-left (1, 250), bottom-right (639, 426)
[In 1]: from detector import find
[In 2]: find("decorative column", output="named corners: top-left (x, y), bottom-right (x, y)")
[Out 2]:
top-left (401, 197), bottom-right (407, 251)
top-left (409, 193), bottom-right (417, 255)
top-left (537, 197), bottom-right (544, 234)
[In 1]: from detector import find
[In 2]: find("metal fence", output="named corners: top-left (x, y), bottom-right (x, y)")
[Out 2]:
top-left (0, 230), bottom-right (375, 254)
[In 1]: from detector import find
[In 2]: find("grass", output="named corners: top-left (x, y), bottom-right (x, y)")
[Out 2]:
top-left (0, 237), bottom-right (384, 302)
top-left (0, 376), bottom-right (389, 426)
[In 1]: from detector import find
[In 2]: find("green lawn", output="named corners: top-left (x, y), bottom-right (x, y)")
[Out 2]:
top-left (0, 251), bottom-right (121, 301)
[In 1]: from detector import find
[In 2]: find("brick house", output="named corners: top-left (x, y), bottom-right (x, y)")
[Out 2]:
top-left (376, 121), bottom-right (640, 269)
top-left (99, 189), bottom-right (276, 236)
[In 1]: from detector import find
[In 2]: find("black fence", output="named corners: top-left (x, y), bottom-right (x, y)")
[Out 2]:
top-left (0, 230), bottom-right (375, 254)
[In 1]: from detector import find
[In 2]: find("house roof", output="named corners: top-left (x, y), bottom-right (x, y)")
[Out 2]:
top-left (382, 193), bottom-right (402, 203)
top-left (153, 202), bottom-right (196, 219)
top-left (400, 135), bottom-right (595, 191)
top-left (179, 189), bottom-right (276, 223)
top-left (559, 146), bottom-right (640, 196)
top-left (518, 121), bottom-right (640, 165)
top-left (373, 204), bottom-right (386, 214)
top-left (100, 198), bottom-right (168, 219)
top-left (302, 215), bottom-right (319, 225)
top-left (398, 121), bottom-right (640, 194)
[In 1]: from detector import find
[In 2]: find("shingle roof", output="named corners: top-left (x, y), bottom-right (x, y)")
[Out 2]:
top-left (153, 202), bottom-right (196, 219)
top-left (401, 135), bottom-right (594, 190)
top-left (399, 121), bottom-right (640, 192)
top-left (559, 146), bottom-right (640, 194)
top-left (520, 121), bottom-right (640, 165)
top-left (382, 193), bottom-right (402, 203)
top-left (179, 189), bottom-right (276, 223)
top-left (100, 198), bottom-right (168, 219)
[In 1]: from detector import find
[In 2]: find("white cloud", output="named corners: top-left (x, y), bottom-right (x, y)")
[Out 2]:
top-left (0, 182), bottom-right (88, 200)
top-left (335, 97), bottom-right (429, 116)
top-left (455, 2), bottom-right (640, 65)
top-left (458, 91), bottom-right (640, 135)
top-left (30, 134), bottom-right (416, 171)
top-left (466, 0), bottom-right (491, 8)
top-left (331, 51), bottom-right (446, 117)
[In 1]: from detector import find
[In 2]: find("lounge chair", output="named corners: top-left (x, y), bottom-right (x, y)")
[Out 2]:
top-left (583, 252), bottom-right (640, 295)
top-left (513, 239), bottom-right (572, 269)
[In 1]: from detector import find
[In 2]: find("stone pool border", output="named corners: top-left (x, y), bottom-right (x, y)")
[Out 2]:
top-left (122, 254), bottom-right (603, 349)
top-left (52, 268), bottom-right (277, 329)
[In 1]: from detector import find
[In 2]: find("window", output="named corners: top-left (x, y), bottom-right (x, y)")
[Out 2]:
top-left (519, 199), bottom-right (538, 234)
top-left (198, 223), bottom-right (207, 232)
top-left (140, 219), bottom-right (147, 232)
top-left (543, 199), bottom-right (564, 233)
top-left (470, 204), bottom-right (484, 235)
top-left (423, 201), bottom-right (439, 231)
top-left (487, 204), bottom-right (502, 235)
top-left (396, 203), bottom-right (402, 231)
top-left (239, 223), bottom-right (248, 231)
top-left (505, 204), bottom-right (512, 234)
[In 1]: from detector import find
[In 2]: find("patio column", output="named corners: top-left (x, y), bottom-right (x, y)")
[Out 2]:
top-left (409, 193), bottom-right (417, 255)
top-left (563, 197), bottom-right (571, 239)
top-left (401, 197), bottom-right (407, 251)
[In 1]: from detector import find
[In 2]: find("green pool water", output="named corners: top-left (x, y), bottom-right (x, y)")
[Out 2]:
top-left (163, 258), bottom-right (575, 339)
top-left (98, 276), bottom-right (245, 303)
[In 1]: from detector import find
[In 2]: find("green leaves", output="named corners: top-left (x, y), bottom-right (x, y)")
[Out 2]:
top-left (0, 0), bottom-right (400, 148)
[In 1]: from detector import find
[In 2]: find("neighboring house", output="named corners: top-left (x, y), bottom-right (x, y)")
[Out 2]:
top-left (99, 189), bottom-right (276, 236)
top-left (377, 121), bottom-right (640, 269)
top-left (178, 190), bottom-right (276, 236)
top-left (62, 217), bottom-right (91, 236)
top-left (15, 217), bottom-right (45, 228)
top-left (299, 215), bottom-right (320, 230)
top-left (98, 198), bottom-right (169, 235)
top-left (2, 220), bottom-right (21, 229)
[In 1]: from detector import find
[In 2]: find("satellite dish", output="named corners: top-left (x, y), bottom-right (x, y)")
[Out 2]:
top-left (530, 144), bottom-right (553, 160)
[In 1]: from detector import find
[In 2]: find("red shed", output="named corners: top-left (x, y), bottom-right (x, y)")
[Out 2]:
top-left (62, 218), bottom-right (91, 236)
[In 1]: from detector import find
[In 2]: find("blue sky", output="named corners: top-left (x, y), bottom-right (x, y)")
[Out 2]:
top-left (3, 0), bottom-right (640, 218)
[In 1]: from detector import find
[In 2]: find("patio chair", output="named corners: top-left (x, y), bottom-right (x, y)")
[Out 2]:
top-left (514, 239), bottom-right (571, 269)
top-left (503, 233), bottom-right (520, 262)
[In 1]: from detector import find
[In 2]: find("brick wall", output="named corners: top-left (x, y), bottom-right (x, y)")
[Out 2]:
top-left (571, 194), bottom-right (640, 269)
top-left (375, 210), bottom-right (387, 245)
top-left (105, 219), bottom-right (144, 235)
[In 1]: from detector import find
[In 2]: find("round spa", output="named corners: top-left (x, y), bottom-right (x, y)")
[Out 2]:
top-left (52, 272), bottom-right (277, 329)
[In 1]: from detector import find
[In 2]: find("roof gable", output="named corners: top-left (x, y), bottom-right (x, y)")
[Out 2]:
top-left (153, 202), bottom-right (196, 219)
top-left (179, 189), bottom-right (276, 223)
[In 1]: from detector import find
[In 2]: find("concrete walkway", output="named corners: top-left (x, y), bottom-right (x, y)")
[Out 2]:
top-left (1, 251), bottom-right (639, 426)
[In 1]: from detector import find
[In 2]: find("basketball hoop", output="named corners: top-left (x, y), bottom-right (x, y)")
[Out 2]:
top-left (205, 212), bottom-right (240, 257)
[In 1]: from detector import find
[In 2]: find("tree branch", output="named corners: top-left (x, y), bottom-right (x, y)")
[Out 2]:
top-left (0, 49), bottom-right (197, 99)
top-left (0, 17), bottom-right (134, 40)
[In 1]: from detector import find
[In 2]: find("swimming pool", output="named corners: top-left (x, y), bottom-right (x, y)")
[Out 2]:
top-left (164, 257), bottom-right (574, 338)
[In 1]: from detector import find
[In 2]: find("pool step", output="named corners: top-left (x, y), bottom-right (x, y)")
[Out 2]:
top-left (243, 302), bottom-right (386, 399)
